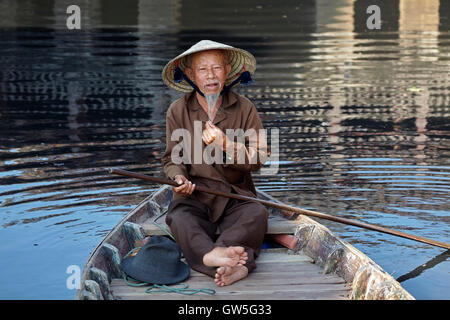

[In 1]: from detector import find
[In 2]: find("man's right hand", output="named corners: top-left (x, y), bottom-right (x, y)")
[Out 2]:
top-left (172, 175), bottom-right (196, 196)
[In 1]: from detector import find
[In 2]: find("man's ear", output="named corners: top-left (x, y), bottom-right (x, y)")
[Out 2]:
top-left (185, 67), bottom-right (193, 79)
top-left (225, 64), bottom-right (231, 77)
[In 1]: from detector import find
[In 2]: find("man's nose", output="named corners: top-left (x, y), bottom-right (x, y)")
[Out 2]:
top-left (206, 67), bottom-right (215, 78)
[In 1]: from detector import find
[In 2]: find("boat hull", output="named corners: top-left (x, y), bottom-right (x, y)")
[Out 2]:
top-left (75, 185), bottom-right (414, 300)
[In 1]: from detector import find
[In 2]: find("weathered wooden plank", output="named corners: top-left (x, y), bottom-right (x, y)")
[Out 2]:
top-left (178, 268), bottom-right (345, 288)
top-left (110, 290), bottom-right (347, 300)
top-left (141, 215), bottom-right (300, 236)
top-left (184, 272), bottom-right (346, 284)
top-left (117, 292), bottom-right (348, 300)
top-left (187, 264), bottom-right (326, 279)
top-left (111, 276), bottom-right (348, 290)
top-left (254, 250), bottom-right (313, 263)
top-left (110, 279), bottom-right (348, 300)
top-left (110, 248), bottom-right (350, 300)
top-left (111, 279), bottom-right (347, 290)
top-left (113, 291), bottom-right (349, 300)
top-left (184, 250), bottom-right (315, 277)
top-left (249, 261), bottom-right (323, 273)
top-left (185, 265), bottom-right (315, 279)
top-left (187, 271), bottom-right (341, 282)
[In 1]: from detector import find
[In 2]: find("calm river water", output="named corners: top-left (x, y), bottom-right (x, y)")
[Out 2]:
top-left (0, 0), bottom-right (449, 299)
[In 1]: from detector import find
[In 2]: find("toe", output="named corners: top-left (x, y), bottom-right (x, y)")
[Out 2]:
top-left (233, 246), bottom-right (245, 254)
top-left (216, 266), bottom-right (226, 275)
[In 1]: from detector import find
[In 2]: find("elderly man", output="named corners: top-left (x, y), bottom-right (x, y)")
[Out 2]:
top-left (161, 40), bottom-right (269, 286)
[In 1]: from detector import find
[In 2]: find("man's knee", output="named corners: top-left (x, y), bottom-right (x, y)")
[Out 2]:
top-left (166, 209), bottom-right (192, 228)
top-left (248, 202), bottom-right (269, 222)
top-left (166, 203), bottom-right (215, 239)
top-left (255, 202), bottom-right (269, 217)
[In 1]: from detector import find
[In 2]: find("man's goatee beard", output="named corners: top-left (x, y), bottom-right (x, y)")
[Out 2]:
top-left (205, 93), bottom-right (220, 121)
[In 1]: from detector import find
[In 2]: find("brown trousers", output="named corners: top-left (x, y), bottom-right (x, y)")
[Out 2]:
top-left (166, 196), bottom-right (269, 277)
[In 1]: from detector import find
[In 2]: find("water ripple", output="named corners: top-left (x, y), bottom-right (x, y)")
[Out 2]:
top-left (1, 0), bottom-right (449, 300)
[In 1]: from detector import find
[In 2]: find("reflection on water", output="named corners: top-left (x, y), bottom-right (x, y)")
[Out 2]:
top-left (0, 0), bottom-right (449, 299)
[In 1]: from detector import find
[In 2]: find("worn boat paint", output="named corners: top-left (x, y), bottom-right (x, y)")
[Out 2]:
top-left (75, 185), bottom-right (414, 300)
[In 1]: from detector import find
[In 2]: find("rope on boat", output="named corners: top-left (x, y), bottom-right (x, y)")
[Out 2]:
top-left (124, 275), bottom-right (215, 295)
top-left (152, 208), bottom-right (175, 241)
top-left (122, 248), bottom-right (216, 296)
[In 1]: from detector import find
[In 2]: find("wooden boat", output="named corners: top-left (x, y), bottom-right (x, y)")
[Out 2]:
top-left (75, 185), bottom-right (414, 300)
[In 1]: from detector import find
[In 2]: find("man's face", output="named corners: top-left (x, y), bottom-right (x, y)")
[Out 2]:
top-left (185, 50), bottom-right (231, 95)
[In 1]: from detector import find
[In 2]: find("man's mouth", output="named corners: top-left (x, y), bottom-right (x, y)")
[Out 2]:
top-left (204, 82), bottom-right (221, 91)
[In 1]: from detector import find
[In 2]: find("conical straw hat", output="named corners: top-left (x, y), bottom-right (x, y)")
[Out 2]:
top-left (162, 40), bottom-right (256, 93)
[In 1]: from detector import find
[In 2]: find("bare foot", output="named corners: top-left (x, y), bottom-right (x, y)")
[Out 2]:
top-left (203, 246), bottom-right (248, 267)
top-left (214, 265), bottom-right (249, 286)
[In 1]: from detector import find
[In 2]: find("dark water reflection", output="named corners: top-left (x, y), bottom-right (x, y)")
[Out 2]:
top-left (0, 0), bottom-right (449, 299)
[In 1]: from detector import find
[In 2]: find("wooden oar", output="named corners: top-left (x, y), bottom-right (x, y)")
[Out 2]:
top-left (108, 168), bottom-right (450, 250)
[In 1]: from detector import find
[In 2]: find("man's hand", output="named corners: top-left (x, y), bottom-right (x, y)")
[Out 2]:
top-left (202, 121), bottom-right (227, 149)
top-left (173, 174), bottom-right (195, 196)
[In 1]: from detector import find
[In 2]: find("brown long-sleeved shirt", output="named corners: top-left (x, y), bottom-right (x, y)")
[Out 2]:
top-left (162, 90), bottom-right (268, 222)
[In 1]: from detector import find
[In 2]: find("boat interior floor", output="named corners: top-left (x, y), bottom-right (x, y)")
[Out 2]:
top-left (110, 248), bottom-right (350, 300)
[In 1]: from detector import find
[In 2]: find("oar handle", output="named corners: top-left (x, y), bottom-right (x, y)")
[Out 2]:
top-left (108, 168), bottom-right (450, 250)
top-left (110, 168), bottom-right (179, 187)
top-left (108, 168), bottom-right (280, 209)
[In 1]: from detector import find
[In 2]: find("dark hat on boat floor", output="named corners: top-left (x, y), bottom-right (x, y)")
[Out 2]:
top-left (120, 236), bottom-right (190, 285)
